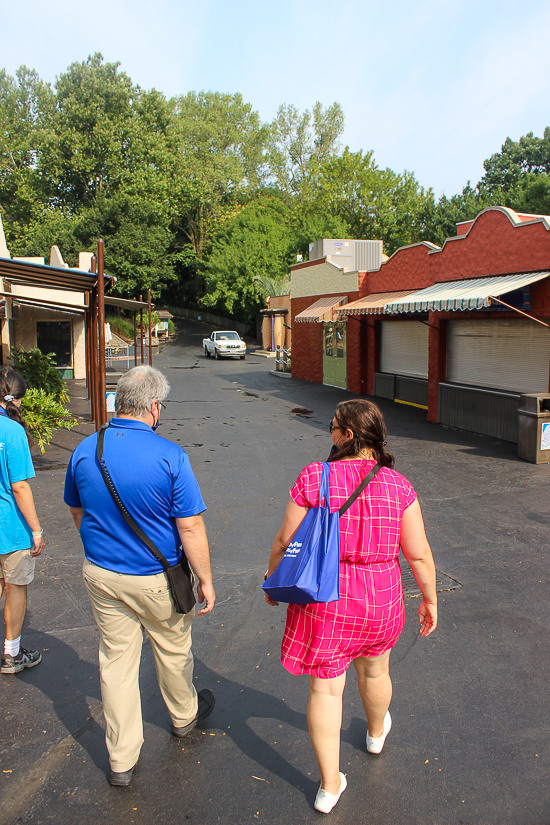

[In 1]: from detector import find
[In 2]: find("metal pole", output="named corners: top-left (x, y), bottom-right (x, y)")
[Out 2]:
top-left (97, 239), bottom-right (107, 426)
top-left (133, 312), bottom-right (138, 367)
top-left (140, 295), bottom-right (144, 365)
top-left (148, 289), bottom-right (153, 366)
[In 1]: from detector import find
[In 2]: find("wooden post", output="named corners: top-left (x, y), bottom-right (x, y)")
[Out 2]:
top-left (140, 295), bottom-right (144, 365)
top-left (91, 289), bottom-right (99, 425)
top-left (133, 312), bottom-right (138, 367)
top-left (85, 305), bottom-right (91, 400)
top-left (90, 256), bottom-right (98, 424)
top-left (148, 289), bottom-right (153, 366)
top-left (97, 239), bottom-right (107, 426)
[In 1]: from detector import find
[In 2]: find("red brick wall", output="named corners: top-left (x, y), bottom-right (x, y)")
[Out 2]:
top-left (427, 316), bottom-right (447, 423)
top-left (290, 292), bottom-right (359, 385)
top-left (362, 243), bottom-right (434, 296)
top-left (430, 209), bottom-right (550, 282)
top-left (346, 315), bottom-right (368, 394)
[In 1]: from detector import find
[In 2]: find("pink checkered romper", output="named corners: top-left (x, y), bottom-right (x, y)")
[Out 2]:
top-left (281, 459), bottom-right (417, 679)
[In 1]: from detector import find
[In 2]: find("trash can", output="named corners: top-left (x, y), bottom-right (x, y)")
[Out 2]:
top-left (517, 393), bottom-right (550, 464)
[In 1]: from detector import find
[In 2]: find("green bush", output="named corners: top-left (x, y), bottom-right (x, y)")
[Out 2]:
top-left (168, 319), bottom-right (175, 334)
top-left (10, 348), bottom-right (69, 403)
top-left (21, 389), bottom-right (78, 453)
top-left (106, 314), bottom-right (135, 340)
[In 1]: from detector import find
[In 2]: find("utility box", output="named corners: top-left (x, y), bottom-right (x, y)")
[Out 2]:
top-left (517, 393), bottom-right (550, 463)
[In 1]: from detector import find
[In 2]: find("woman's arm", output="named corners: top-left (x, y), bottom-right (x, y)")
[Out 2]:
top-left (399, 498), bottom-right (438, 636)
top-left (264, 497), bottom-right (309, 606)
top-left (11, 480), bottom-right (45, 557)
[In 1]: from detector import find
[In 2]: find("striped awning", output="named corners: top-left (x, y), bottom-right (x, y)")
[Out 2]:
top-left (294, 296), bottom-right (348, 323)
top-left (337, 290), bottom-right (418, 317)
top-left (384, 271), bottom-right (550, 314)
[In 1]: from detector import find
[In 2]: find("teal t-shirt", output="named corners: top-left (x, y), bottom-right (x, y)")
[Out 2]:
top-left (0, 408), bottom-right (35, 554)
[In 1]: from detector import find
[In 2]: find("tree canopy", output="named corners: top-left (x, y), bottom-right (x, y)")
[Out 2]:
top-left (2, 54), bottom-right (550, 325)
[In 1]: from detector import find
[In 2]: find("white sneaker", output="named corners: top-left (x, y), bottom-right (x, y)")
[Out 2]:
top-left (314, 772), bottom-right (347, 814)
top-left (366, 710), bottom-right (392, 754)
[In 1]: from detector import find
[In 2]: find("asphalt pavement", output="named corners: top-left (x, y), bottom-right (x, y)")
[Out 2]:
top-left (1, 317), bottom-right (550, 825)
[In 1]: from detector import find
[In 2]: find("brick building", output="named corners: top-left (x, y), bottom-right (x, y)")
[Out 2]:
top-left (290, 208), bottom-right (550, 443)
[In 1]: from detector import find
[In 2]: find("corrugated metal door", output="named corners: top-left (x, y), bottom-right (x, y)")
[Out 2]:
top-left (380, 321), bottom-right (429, 378)
top-left (446, 319), bottom-right (550, 393)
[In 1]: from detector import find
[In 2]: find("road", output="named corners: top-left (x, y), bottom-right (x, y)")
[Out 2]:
top-left (1, 318), bottom-right (550, 825)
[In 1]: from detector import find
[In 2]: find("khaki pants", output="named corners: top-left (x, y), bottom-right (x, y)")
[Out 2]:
top-left (83, 560), bottom-right (198, 771)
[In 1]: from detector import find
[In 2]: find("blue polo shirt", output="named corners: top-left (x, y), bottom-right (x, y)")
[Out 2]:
top-left (64, 418), bottom-right (206, 575)
top-left (0, 406), bottom-right (35, 554)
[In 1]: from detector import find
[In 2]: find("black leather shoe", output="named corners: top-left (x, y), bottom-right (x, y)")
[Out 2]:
top-left (171, 688), bottom-right (215, 738)
top-left (109, 763), bottom-right (137, 786)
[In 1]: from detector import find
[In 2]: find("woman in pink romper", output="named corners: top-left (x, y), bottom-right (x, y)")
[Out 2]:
top-left (265, 399), bottom-right (438, 814)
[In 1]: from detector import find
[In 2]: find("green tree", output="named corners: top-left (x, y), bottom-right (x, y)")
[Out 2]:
top-left (479, 128), bottom-right (550, 215)
top-left (268, 101), bottom-right (344, 198)
top-left (297, 148), bottom-right (434, 255)
top-left (202, 196), bottom-right (294, 322)
top-left (419, 183), bottom-right (493, 247)
top-left (0, 66), bottom-right (54, 241)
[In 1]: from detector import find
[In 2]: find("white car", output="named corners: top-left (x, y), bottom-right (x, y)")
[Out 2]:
top-left (203, 330), bottom-right (247, 360)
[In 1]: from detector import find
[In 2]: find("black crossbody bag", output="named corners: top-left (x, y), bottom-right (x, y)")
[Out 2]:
top-left (96, 423), bottom-right (196, 615)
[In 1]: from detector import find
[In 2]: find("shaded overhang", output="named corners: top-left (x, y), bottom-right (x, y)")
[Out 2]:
top-left (384, 271), bottom-right (550, 314)
top-left (294, 296), bottom-right (348, 323)
top-left (104, 296), bottom-right (152, 311)
top-left (0, 255), bottom-right (104, 291)
top-left (0, 291), bottom-right (85, 314)
top-left (337, 290), bottom-right (419, 317)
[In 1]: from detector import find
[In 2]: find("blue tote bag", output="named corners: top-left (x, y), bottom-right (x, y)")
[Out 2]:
top-left (262, 462), bottom-right (381, 605)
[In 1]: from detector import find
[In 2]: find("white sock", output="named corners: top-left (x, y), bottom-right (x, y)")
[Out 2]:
top-left (4, 636), bottom-right (21, 657)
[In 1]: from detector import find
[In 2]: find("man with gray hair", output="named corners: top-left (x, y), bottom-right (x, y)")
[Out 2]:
top-left (64, 366), bottom-right (215, 786)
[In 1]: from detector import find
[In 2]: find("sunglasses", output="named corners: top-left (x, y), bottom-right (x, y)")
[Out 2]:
top-left (329, 420), bottom-right (340, 433)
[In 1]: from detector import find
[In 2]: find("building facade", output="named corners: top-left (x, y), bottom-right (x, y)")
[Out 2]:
top-left (290, 209), bottom-right (550, 443)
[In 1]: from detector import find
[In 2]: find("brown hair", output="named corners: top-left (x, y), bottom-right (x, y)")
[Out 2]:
top-left (0, 368), bottom-right (32, 445)
top-left (329, 399), bottom-right (394, 468)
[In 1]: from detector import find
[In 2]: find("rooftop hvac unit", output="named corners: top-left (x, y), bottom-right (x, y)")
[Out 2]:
top-left (308, 239), bottom-right (383, 272)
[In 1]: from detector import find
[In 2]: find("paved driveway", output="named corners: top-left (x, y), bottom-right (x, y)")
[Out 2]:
top-left (2, 318), bottom-right (549, 825)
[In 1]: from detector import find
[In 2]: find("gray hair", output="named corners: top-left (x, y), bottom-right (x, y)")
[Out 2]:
top-left (115, 366), bottom-right (170, 417)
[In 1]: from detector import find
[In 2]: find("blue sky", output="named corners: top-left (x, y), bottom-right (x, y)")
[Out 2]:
top-left (2, 0), bottom-right (550, 198)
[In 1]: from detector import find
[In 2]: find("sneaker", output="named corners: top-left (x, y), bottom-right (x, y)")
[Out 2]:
top-left (366, 710), bottom-right (392, 754)
top-left (314, 772), bottom-right (347, 814)
top-left (1, 647), bottom-right (42, 675)
top-left (171, 688), bottom-right (215, 737)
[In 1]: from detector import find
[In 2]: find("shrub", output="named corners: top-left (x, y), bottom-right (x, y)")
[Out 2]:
top-left (168, 319), bottom-right (175, 334)
top-left (106, 314), bottom-right (134, 341)
top-left (10, 348), bottom-right (69, 403)
top-left (21, 389), bottom-right (78, 453)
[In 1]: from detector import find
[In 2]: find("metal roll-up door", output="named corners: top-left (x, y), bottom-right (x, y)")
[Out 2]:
top-left (446, 319), bottom-right (550, 393)
top-left (380, 320), bottom-right (428, 378)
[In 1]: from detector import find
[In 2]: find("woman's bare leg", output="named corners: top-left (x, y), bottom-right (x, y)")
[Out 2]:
top-left (353, 651), bottom-right (392, 738)
top-left (307, 673), bottom-right (346, 795)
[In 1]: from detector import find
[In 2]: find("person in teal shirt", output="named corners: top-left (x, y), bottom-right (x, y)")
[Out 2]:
top-left (0, 369), bottom-right (44, 675)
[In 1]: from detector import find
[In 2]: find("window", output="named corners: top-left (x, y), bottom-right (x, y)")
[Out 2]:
top-left (36, 321), bottom-right (72, 368)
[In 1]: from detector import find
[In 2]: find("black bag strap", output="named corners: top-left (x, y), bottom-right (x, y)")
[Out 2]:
top-left (96, 423), bottom-right (173, 572)
top-left (338, 462), bottom-right (382, 517)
